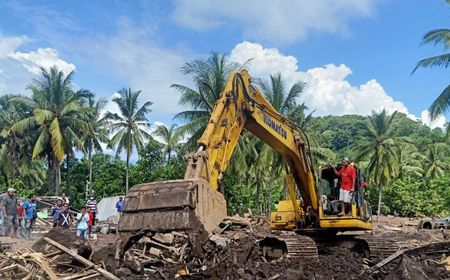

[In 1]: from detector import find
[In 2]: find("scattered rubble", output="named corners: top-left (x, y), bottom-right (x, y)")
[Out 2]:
top-left (0, 214), bottom-right (449, 279)
top-left (113, 214), bottom-right (450, 279)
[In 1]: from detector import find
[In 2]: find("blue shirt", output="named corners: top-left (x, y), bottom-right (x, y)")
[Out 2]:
top-left (76, 213), bottom-right (89, 230)
top-left (21, 200), bottom-right (34, 220)
top-left (51, 206), bottom-right (62, 223)
top-left (115, 200), bottom-right (125, 212)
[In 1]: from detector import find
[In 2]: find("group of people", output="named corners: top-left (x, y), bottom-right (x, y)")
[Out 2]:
top-left (0, 188), bottom-right (38, 239)
top-left (0, 190), bottom-right (126, 241)
top-left (50, 195), bottom-right (98, 241)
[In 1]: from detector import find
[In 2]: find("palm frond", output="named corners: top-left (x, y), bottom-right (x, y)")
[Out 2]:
top-left (421, 28), bottom-right (450, 48)
top-left (412, 53), bottom-right (450, 73)
top-left (49, 118), bottom-right (65, 162)
top-left (428, 83), bottom-right (450, 120)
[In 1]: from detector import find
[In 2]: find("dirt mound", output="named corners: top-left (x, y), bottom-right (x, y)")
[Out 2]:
top-left (32, 227), bottom-right (78, 253)
top-left (91, 244), bottom-right (117, 273)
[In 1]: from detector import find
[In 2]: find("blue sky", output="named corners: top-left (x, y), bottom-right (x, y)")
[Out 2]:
top-left (0, 0), bottom-right (449, 128)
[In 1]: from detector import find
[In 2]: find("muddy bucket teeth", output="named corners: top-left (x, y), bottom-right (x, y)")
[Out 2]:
top-left (118, 178), bottom-right (227, 236)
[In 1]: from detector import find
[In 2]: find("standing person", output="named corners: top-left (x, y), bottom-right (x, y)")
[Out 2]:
top-left (1, 188), bottom-right (18, 237)
top-left (21, 194), bottom-right (35, 239)
top-left (76, 207), bottom-right (89, 241)
top-left (57, 204), bottom-right (72, 229)
top-left (86, 208), bottom-right (94, 235)
top-left (115, 196), bottom-right (125, 215)
top-left (16, 200), bottom-right (24, 238)
top-left (333, 157), bottom-right (356, 216)
top-left (50, 200), bottom-right (63, 227)
top-left (30, 195), bottom-right (38, 227)
top-left (61, 193), bottom-right (70, 206)
top-left (85, 196), bottom-right (97, 226)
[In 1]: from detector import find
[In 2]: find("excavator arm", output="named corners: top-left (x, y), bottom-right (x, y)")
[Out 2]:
top-left (187, 70), bottom-right (318, 212)
top-left (119, 70), bottom-right (371, 242)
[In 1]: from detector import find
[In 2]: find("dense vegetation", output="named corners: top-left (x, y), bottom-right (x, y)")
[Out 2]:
top-left (0, 57), bottom-right (449, 218)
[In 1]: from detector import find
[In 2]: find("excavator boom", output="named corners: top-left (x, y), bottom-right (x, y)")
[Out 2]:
top-left (118, 70), bottom-right (372, 243)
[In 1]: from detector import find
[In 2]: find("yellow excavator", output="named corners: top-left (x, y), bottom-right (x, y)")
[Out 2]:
top-left (119, 69), bottom-right (396, 261)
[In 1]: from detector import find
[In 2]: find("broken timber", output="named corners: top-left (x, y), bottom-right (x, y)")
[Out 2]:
top-left (367, 241), bottom-right (450, 274)
top-left (43, 237), bottom-right (120, 280)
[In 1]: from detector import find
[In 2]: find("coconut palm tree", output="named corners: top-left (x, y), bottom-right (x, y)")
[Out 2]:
top-left (8, 67), bottom-right (88, 195)
top-left (354, 109), bottom-right (400, 220)
top-left (423, 143), bottom-right (450, 179)
top-left (256, 73), bottom-right (305, 116)
top-left (396, 143), bottom-right (424, 179)
top-left (82, 94), bottom-right (109, 196)
top-left (152, 124), bottom-right (184, 162)
top-left (413, 1), bottom-right (450, 120)
top-left (104, 88), bottom-right (152, 194)
top-left (171, 52), bottom-right (241, 149)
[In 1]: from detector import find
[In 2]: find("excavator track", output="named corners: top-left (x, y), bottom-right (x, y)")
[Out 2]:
top-left (354, 234), bottom-right (399, 262)
top-left (282, 235), bottom-right (320, 261)
top-left (259, 235), bottom-right (319, 261)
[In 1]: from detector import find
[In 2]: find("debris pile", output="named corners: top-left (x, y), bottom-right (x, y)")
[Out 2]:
top-left (115, 214), bottom-right (450, 280)
top-left (0, 214), bottom-right (449, 279)
top-left (0, 227), bottom-right (119, 280)
top-left (0, 239), bottom-right (118, 280)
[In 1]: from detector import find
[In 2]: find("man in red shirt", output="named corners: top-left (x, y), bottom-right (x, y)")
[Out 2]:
top-left (334, 157), bottom-right (356, 216)
top-left (16, 200), bottom-right (24, 238)
top-left (86, 208), bottom-right (94, 236)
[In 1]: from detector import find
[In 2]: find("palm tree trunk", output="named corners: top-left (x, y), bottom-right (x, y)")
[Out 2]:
top-left (255, 172), bottom-right (261, 215)
top-left (376, 184), bottom-right (383, 221)
top-left (2, 172), bottom-right (9, 188)
top-left (126, 150), bottom-right (130, 195)
top-left (268, 181), bottom-right (272, 219)
top-left (66, 152), bottom-right (72, 198)
top-left (88, 143), bottom-right (93, 195)
top-left (47, 154), bottom-right (53, 194)
top-left (54, 159), bottom-right (61, 195)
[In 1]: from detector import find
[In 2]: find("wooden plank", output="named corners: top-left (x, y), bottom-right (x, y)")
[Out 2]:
top-left (60, 270), bottom-right (97, 280)
top-left (0, 264), bottom-right (18, 273)
top-left (43, 237), bottom-right (120, 280)
top-left (77, 272), bottom-right (101, 280)
top-left (29, 252), bottom-right (58, 280)
top-left (367, 249), bottom-right (407, 274)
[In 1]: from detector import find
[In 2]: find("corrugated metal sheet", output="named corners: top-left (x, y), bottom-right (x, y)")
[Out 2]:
top-left (97, 195), bottom-right (123, 222)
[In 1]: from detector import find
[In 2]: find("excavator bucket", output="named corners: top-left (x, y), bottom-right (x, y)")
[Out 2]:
top-left (118, 178), bottom-right (227, 236)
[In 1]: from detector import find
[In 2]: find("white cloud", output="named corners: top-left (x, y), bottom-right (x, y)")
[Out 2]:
top-left (8, 48), bottom-right (76, 75)
top-left (172, 0), bottom-right (375, 44)
top-left (230, 41), bottom-right (444, 126)
top-left (0, 35), bottom-right (28, 57)
top-left (420, 110), bottom-right (446, 129)
top-left (0, 34), bottom-right (75, 94)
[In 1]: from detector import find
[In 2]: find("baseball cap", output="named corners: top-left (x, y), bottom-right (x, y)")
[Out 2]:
top-left (7, 188), bottom-right (15, 192)
top-left (342, 157), bottom-right (350, 162)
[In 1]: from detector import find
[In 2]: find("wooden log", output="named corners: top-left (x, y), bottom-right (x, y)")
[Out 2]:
top-left (0, 264), bottom-right (18, 273)
top-left (45, 250), bottom-right (62, 258)
top-left (60, 270), bottom-right (98, 280)
top-left (368, 241), bottom-right (450, 274)
top-left (268, 273), bottom-right (280, 280)
top-left (29, 252), bottom-right (58, 280)
top-left (43, 237), bottom-right (120, 280)
top-left (77, 272), bottom-right (101, 280)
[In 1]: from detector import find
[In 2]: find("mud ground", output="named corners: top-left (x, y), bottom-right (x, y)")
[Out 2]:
top-left (0, 216), bottom-right (448, 279)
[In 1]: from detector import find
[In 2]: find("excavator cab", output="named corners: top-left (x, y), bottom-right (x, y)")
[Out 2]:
top-left (270, 164), bottom-right (373, 232)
